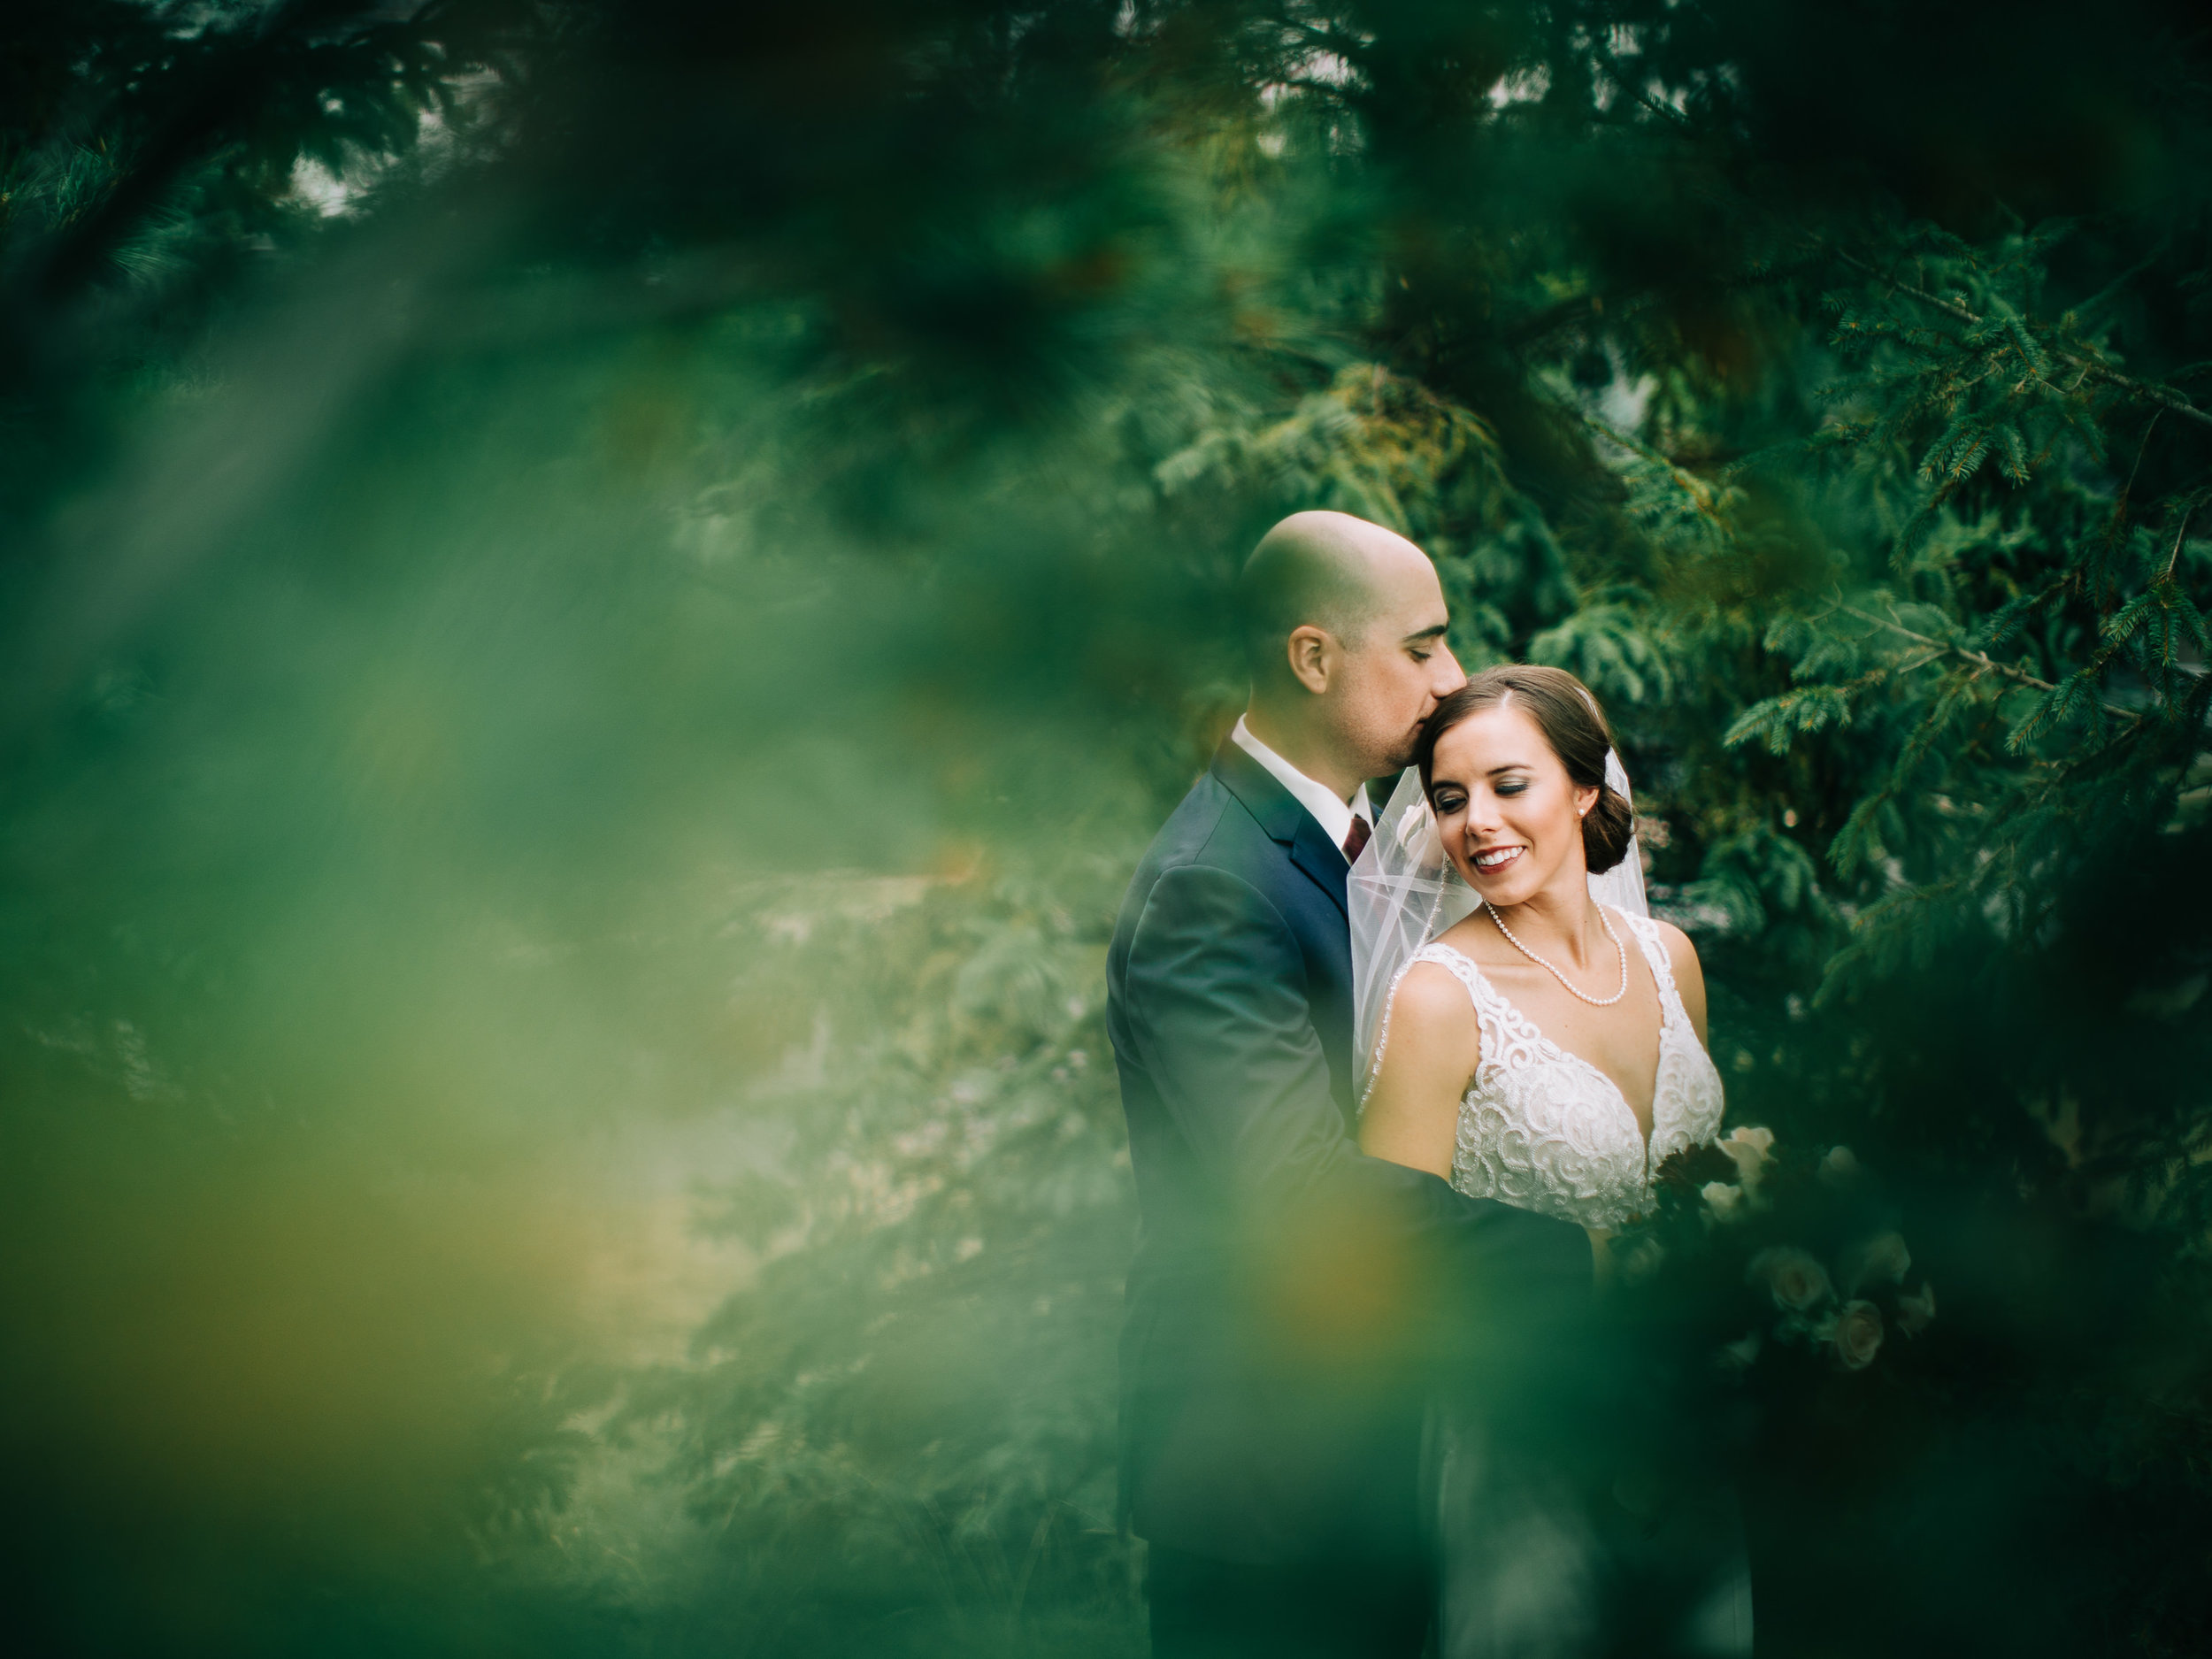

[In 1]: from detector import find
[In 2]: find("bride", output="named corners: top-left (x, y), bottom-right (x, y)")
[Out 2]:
top-left (1352, 664), bottom-right (1751, 1658)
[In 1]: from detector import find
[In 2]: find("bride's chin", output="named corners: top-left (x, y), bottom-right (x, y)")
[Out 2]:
top-left (1462, 856), bottom-right (1550, 903)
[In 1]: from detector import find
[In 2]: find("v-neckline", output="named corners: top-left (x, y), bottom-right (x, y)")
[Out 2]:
top-left (1429, 928), bottom-right (1674, 1164)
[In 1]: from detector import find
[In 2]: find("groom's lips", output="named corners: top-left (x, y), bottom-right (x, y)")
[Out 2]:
top-left (1472, 844), bottom-right (1524, 872)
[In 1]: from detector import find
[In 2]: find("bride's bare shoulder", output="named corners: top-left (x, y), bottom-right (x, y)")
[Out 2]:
top-left (1384, 957), bottom-right (1481, 1053)
top-left (1363, 957), bottom-right (1480, 1168)
top-left (1645, 914), bottom-right (1702, 974)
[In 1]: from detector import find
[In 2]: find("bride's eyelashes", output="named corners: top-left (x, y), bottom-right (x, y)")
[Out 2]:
top-left (1429, 777), bottom-right (1532, 816)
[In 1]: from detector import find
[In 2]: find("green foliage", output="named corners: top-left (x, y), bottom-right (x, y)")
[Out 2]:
top-left (616, 857), bottom-right (1142, 1653)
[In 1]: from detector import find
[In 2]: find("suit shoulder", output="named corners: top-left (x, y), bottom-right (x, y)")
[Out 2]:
top-left (1135, 773), bottom-right (1271, 877)
top-left (1148, 776), bottom-right (1232, 863)
top-left (1112, 778), bottom-right (1283, 960)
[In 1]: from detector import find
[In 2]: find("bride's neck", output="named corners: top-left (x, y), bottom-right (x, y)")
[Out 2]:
top-left (1487, 881), bottom-right (1603, 967)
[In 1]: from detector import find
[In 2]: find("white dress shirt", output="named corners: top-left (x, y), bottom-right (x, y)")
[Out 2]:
top-left (1230, 716), bottom-right (1373, 860)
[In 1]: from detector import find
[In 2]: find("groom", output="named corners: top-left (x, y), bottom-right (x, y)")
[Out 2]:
top-left (1107, 511), bottom-right (1591, 1658)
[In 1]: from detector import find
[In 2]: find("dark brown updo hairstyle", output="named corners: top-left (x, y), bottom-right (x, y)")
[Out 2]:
top-left (1414, 664), bottom-right (1636, 875)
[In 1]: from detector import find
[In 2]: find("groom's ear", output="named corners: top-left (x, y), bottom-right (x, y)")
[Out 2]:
top-left (1286, 624), bottom-right (1333, 695)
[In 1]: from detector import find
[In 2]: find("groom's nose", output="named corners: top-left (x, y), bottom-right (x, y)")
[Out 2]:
top-left (1431, 643), bottom-right (1467, 698)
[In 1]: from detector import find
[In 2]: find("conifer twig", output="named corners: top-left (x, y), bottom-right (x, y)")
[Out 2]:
top-left (1831, 250), bottom-right (2212, 434)
top-left (1582, 412), bottom-right (1722, 508)
top-left (1828, 601), bottom-right (2141, 721)
top-left (2162, 505), bottom-right (2196, 582)
top-left (2119, 410), bottom-right (2163, 515)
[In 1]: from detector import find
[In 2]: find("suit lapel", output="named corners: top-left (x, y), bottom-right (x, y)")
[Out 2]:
top-left (1210, 741), bottom-right (1349, 918)
top-left (1288, 815), bottom-right (1350, 918)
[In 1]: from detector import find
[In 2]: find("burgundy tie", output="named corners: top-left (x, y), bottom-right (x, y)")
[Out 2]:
top-left (1341, 814), bottom-right (1371, 864)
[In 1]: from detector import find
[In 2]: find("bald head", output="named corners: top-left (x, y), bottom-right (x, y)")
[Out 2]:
top-left (1238, 511), bottom-right (1439, 680)
top-left (1233, 511), bottom-right (1463, 795)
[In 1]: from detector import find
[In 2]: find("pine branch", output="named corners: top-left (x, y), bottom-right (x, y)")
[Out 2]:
top-left (1827, 600), bottom-right (2142, 721)
top-left (1831, 249), bottom-right (2212, 434)
top-left (1583, 411), bottom-right (1723, 511)
top-left (1278, 19), bottom-right (1371, 66)
top-left (2162, 503), bottom-right (2196, 581)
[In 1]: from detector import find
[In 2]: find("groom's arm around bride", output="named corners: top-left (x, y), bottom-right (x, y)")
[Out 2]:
top-left (1107, 513), bottom-right (1594, 1659)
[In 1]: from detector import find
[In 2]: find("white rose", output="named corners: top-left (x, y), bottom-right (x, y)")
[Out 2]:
top-left (1832, 1298), bottom-right (1884, 1369)
top-left (1747, 1246), bottom-right (1833, 1311)
top-left (1719, 1125), bottom-right (1775, 1187)
top-left (1619, 1236), bottom-right (1666, 1282)
top-left (1897, 1280), bottom-right (1937, 1336)
top-left (1843, 1230), bottom-right (1911, 1293)
top-left (1700, 1180), bottom-right (1746, 1223)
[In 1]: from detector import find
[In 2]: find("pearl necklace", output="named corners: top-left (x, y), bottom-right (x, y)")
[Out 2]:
top-left (1483, 901), bottom-right (1629, 1006)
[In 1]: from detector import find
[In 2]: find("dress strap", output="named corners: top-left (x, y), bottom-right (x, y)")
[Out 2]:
top-left (1412, 940), bottom-right (1491, 1000)
top-left (1359, 941), bottom-right (1509, 1111)
top-left (1623, 912), bottom-right (1680, 1003)
top-left (1414, 941), bottom-right (1532, 1085)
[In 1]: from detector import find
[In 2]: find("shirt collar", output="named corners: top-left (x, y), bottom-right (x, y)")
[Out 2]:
top-left (1230, 716), bottom-right (1371, 858)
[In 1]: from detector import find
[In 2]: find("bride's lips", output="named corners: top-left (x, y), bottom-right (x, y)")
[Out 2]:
top-left (1471, 844), bottom-right (1524, 873)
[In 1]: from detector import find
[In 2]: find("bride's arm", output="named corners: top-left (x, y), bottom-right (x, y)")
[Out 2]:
top-left (1356, 963), bottom-right (1481, 1180)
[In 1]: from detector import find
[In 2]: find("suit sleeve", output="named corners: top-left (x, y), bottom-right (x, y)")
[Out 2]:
top-left (1122, 861), bottom-right (1590, 1351)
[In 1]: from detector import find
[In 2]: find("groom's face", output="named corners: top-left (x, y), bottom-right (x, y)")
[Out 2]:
top-left (1327, 557), bottom-right (1464, 774)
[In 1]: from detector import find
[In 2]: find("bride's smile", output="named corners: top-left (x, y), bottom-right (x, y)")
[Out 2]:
top-left (1425, 703), bottom-right (1600, 915)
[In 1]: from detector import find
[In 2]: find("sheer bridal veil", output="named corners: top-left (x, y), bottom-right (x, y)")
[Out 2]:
top-left (1349, 750), bottom-right (1645, 1098)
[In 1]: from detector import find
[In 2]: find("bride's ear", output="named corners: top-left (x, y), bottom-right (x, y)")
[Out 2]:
top-left (1573, 782), bottom-right (1599, 821)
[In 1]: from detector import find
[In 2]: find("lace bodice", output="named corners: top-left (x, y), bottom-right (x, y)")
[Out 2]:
top-left (1377, 912), bottom-right (1724, 1231)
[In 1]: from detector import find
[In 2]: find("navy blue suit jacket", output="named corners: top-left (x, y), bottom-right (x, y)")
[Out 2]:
top-left (1106, 739), bottom-right (1588, 1567)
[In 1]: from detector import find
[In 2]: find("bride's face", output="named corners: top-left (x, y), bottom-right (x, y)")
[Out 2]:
top-left (1426, 701), bottom-right (1599, 907)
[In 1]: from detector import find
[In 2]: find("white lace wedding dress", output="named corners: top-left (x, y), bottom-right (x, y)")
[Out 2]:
top-left (1384, 910), bottom-right (1752, 1658)
top-left (1396, 912), bottom-right (1723, 1229)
